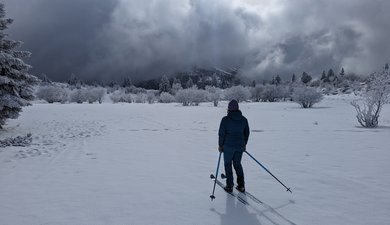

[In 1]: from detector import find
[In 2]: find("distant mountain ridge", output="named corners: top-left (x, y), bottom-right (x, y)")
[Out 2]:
top-left (136, 66), bottom-right (239, 90)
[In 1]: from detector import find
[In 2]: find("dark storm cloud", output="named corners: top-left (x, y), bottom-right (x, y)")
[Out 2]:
top-left (3, 0), bottom-right (390, 82)
top-left (3, 0), bottom-right (117, 82)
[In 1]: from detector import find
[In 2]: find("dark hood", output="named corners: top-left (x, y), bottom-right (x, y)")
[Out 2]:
top-left (227, 110), bottom-right (243, 121)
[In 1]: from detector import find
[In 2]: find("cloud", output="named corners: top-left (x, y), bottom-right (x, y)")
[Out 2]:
top-left (3, 0), bottom-right (390, 82)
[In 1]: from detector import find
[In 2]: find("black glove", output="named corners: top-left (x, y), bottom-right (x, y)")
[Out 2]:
top-left (218, 146), bottom-right (223, 152)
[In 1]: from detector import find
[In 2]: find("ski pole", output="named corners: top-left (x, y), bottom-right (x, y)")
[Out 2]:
top-left (210, 151), bottom-right (222, 201)
top-left (245, 151), bottom-right (292, 193)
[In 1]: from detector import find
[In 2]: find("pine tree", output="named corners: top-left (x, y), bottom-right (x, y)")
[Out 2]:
top-left (340, 68), bottom-right (345, 77)
top-left (186, 77), bottom-right (194, 88)
top-left (385, 63), bottom-right (389, 71)
top-left (251, 80), bottom-right (256, 87)
top-left (292, 74), bottom-right (296, 83)
top-left (211, 74), bottom-right (218, 87)
top-left (275, 74), bottom-right (281, 85)
top-left (68, 73), bottom-right (80, 86)
top-left (321, 70), bottom-right (330, 82)
top-left (301, 72), bottom-right (312, 84)
top-left (172, 78), bottom-right (181, 86)
top-left (39, 73), bottom-right (51, 84)
top-left (321, 70), bottom-right (326, 81)
top-left (0, 3), bottom-right (38, 128)
top-left (327, 69), bottom-right (335, 81)
top-left (122, 76), bottom-right (132, 87)
top-left (159, 75), bottom-right (171, 93)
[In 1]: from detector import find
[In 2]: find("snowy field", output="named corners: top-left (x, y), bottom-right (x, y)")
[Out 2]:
top-left (1, 96), bottom-right (390, 225)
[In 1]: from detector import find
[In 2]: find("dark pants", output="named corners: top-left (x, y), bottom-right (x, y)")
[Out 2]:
top-left (223, 148), bottom-right (245, 188)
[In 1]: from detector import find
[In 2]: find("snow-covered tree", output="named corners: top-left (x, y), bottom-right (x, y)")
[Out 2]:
top-left (272, 75), bottom-right (281, 85)
top-left (146, 91), bottom-right (157, 104)
top-left (175, 87), bottom-right (209, 106)
top-left (261, 84), bottom-right (290, 102)
top-left (292, 85), bottom-right (323, 108)
top-left (175, 88), bottom-right (192, 106)
top-left (122, 77), bottom-right (132, 87)
top-left (321, 70), bottom-right (329, 82)
top-left (69, 89), bottom-right (88, 104)
top-left (124, 85), bottom-right (146, 94)
top-left (320, 70), bottom-right (329, 82)
top-left (159, 92), bottom-right (175, 103)
top-left (36, 85), bottom-right (68, 103)
top-left (68, 73), bottom-right (81, 87)
top-left (159, 75), bottom-right (171, 93)
top-left (224, 85), bottom-right (251, 102)
top-left (171, 82), bottom-right (183, 95)
top-left (327, 69), bottom-right (336, 82)
top-left (110, 89), bottom-right (133, 103)
top-left (186, 77), bottom-right (194, 88)
top-left (351, 68), bottom-right (390, 128)
top-left (0, 4), bottom-right (38, 128)
top-left (85, 87), bottom-right (106, 104)
top-left (134, 93), bottom-right (147, 103)
top-left (250, 85), bottom-right (265, 102)
top-left (340, 68), bottom-right (345, 77)
top-left (206, 86), bottom-right (222, 107)
top-left (191, 88), bottom-right (209, 106)
top-left (301, 72), bottom-right (312, 84)
top-left (39, 73), bottom-right (51, 84)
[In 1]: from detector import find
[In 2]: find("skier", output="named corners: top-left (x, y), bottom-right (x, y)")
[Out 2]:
top-left (218, 99), bottom-right (250, 193)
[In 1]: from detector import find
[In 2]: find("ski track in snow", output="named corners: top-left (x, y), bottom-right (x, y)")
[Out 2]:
top-left (0, 98), bottom-right (389, 225)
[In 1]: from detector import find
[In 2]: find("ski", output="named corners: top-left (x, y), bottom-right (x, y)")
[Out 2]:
top-left (220, 173), bottom-right (263, 205)
top-left (210, 174), bottom-right (249, 205)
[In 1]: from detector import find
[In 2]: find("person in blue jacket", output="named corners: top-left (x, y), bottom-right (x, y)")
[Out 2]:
top-left (218, 99), bottom-right (250, 193)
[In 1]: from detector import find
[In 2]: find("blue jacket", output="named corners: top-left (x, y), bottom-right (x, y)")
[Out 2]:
top-left (218, 110), bottom-right (250, 150)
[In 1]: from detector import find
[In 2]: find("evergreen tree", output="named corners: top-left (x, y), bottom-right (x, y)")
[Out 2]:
top-left (172, 78), bottom-right (181, 86)
top-left (340, 68), bottom-right (345, 77)
top-left (39, 73), bottom-right (51, 84)
top-left (251, 80), bottom-right (256, 87)
top-left (159, 75), bottom-right (171, 93)
top-left (186, 77), bottom-right (194, 88)
top-left (301, 72), bottom-right (312, 84)
top-left (0, 3), bottom-right (38, 128)
top-left (68, 73), bottom-right (80, 86)
top-left (385, 63), bottom-right (389, 71)
top-left (275, 74), bottom-right (281, 85)
top-left (321, 70), bottom-right (330, 82)
top-left (327, 69), bottom-right (335, 82)
top-left (321, 70), bottom-right (326, 80)
top-left (122, 77), bottom-right (132, 87)
top-left (211, 74), bottom-right (218, 87)
top-left (292, 74), bottom-right (296, 83)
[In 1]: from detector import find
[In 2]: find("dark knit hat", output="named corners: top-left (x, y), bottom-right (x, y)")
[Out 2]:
top-left (228, 100), bottom-right (239, 111)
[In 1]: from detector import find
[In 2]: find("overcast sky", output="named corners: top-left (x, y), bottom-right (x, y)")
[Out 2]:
top-left (3, 0), bottom-right (390, 82)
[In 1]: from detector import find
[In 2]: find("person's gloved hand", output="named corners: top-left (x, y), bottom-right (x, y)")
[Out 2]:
top-left (218, 146), bottom-right (223, 152)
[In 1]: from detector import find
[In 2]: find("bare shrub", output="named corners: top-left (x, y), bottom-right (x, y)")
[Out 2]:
top-left (36, 85), bottom-right (68, 103)
top-left (146, 91), bottom-right (158, 104)
top-left (351, 69), bottom-right (390, 128)
top-left (292, 85), bottom-right (323, 108)
top-left (69, 89), bottom-right (88, 103)
top-left (261, 84), bottom-right (291, 102)
top-left (224, 85), bottom-right (251, 102)
top-left (110, 90), bottom-right (133, 103)
top-left (206, 86), bottom-right (222, 106)
top-left (159, 92), bottom-right (175, 103)
top-left (85, 87), bottom-right (106, 104)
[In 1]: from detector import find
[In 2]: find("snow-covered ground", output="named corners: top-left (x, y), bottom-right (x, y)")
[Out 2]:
top-left (1, 96), bottom-right (389, 225)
